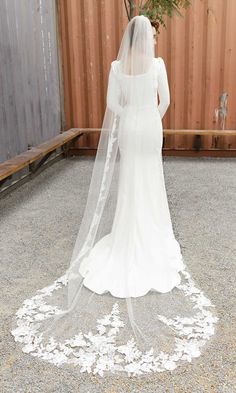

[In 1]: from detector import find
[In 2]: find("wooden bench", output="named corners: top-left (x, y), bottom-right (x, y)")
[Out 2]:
top-left (163, 130), bottom-right (236, 136)
top-left (72, 128), bottom-right (236, 156)
top-left (163, 129), bottom-right (236, 156)
top-left (0, 129), bottom-right (89, 190)
top-left (1, 128), bottom-right (235, 192)
top-left (76, 128), bottom-right (236, 136)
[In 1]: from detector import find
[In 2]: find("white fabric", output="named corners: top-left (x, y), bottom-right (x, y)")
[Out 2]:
top-left (107, 57), bottom-right (170, 120)
top-left (10, 16), bottom-right (219, 377)
top-left (79, 58), bottom-right (184, 297)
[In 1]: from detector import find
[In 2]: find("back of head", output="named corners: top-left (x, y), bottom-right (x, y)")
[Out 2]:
top-left (117, 15), bottom-right (155, 76)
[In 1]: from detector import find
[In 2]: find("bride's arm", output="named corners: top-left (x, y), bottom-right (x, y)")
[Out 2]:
top-left (106, 62), bottom-right (124, 116)
top-left (157, 57), bottom-right (170, 119)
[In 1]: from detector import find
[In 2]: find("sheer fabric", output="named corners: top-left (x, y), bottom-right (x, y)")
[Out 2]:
top-left (11, 15), bottom-right (219, 377)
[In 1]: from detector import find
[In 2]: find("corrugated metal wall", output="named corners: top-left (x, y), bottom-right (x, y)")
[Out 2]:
top-left (0, 0), bottom-right (62, 164)
top-left (58, 0), bottom-right (236, 152)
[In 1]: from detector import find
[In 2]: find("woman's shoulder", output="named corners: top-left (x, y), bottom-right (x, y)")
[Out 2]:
top-left (111, 59), bottom-right (120, 73)
top-left (111, 59), bottom-right (120, 66)
top-left (154, 56), bottom-right (165, 64)
top-left (111, 58), bottom-right (164, 75)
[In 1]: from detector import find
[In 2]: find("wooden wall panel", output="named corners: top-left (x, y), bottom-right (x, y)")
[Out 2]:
top-left (58, 0), bottom-right (236, 151)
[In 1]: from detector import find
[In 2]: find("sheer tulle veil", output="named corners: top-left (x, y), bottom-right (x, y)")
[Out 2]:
top-left (67, 15), bottom-right (155, 308)
top-left (11, 15), bottom-right (219, 376)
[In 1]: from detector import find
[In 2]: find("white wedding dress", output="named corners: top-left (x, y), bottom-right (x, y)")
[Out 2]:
top-left (79, 58), bottom-right (185, 298)
top-left (10, 48), bottom-right (219, 376)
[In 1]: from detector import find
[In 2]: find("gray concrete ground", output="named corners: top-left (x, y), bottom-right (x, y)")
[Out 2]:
top-left (0, 156), bottom-right (235, 393)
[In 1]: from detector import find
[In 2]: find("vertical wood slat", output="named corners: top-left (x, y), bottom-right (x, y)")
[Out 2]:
top-left (58, 0), bottom-right (236, 152)
top-left (0, 0), bottom-right (62, 166)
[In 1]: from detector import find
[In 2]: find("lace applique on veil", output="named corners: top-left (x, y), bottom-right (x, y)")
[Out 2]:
top-left (11, 267), bottom-right (218, 377)
top-left (10, 15), bottom-right (219, 378)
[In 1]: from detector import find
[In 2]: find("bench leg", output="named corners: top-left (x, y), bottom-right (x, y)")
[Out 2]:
top-left (0, 175), bottom-right (12, 188)
top-left (29, 152), bottom-right (54, 174)
top-left (193, 135), bottom-right (202, 151)
top-left (62, 134), bottom-right (83, 158)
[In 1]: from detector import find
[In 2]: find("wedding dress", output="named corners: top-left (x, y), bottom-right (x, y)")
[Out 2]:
top-left (11, 15), bottom-right (219, 377)
top-left (79, 56), bottom-right (185, 298)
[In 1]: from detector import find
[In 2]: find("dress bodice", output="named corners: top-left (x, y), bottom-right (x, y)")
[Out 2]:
top-left (107, 57), bottom-right (170, 120)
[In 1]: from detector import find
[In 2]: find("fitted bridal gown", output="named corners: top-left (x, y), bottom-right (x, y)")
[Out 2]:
top-left (11, 53), bottom-right (219, 377)
top-left (79, 57), bottom-right (186, 297)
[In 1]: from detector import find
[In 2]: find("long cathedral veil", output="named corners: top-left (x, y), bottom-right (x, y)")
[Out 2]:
top-left (11, 15), bottom-right (219, 377)
top-left (67, 15), bottom-right (156, 320)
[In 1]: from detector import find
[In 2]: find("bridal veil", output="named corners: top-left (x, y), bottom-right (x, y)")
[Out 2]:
top-left (11, 15), bottom-right (219, 377)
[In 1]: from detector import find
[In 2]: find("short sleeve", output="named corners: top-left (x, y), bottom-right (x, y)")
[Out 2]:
top-left (106, 61), bottom-right (124, 116)
top-left (156, 57), bottom-right (170, 119)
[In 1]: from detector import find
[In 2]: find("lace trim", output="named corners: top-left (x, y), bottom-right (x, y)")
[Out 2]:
top-left (11, 268), bottom-right (219, 377)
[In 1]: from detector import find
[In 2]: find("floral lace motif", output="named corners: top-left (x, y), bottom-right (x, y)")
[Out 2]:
top-left (11, 268), bottom-right (219, 377)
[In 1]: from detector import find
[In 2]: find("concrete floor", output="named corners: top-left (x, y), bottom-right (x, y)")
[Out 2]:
top-left (0, 156), bottom-right (235, 393)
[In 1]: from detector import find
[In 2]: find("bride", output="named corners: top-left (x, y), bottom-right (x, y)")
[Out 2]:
top-left (11, 15), bottom-right (218, 377)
